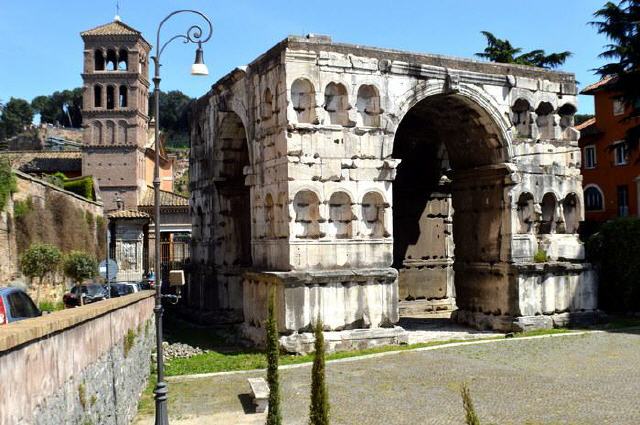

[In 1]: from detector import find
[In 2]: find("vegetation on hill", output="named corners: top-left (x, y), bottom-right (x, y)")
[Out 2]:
top-left (31, 88), bottom-right (83, 128)
top-left (149, 90), bottom-right (193, 149)
top-left (0, 98), bottom-right (34, 140)
top-left (475, 31), bottom-right (572, 68)
top-left (0, 159), bottom-right (18, 211)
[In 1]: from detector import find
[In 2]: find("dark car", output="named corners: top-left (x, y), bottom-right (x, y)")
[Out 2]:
top-left (63, 284), bottom-right (108, 308)
top-left (107, 283), bottom-right (135, 298)
top-left (0, 287), bottom-right (42, 325)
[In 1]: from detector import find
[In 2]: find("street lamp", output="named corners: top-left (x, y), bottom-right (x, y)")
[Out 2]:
top-left (151, 10), bottom-right (212, 425)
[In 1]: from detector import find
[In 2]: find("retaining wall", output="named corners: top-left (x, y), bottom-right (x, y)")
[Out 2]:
top-left (0, 291), bottom-right (154, 425)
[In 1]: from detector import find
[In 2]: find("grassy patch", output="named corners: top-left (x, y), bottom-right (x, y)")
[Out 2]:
top-left (137, 376), bottom-right (156, 417)
top-left (39, 300), bottom-right (65, 312)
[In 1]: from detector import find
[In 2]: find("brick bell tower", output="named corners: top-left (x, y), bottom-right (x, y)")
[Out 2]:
top-left (80, 18), bottom-right (151, 211)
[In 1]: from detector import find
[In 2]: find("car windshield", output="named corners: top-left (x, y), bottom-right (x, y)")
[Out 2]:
top-left (8, 291), bottom-right (40, 319)
top-left (84, 285), bottom-right (104, 296)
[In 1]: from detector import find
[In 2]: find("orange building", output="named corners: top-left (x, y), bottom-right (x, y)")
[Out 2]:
top-left (578, 77), bottom-right (640, 224)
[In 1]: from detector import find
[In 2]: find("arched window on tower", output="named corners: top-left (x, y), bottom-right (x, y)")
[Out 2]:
top-left (535, 102), bottom-right (556, 139)
top-left (117, 49), bottom-right (128, 71)
top-left (516, 192), bottom-right (535, 233)
top-left (94, 50), bottom-right (105, 71)
top-left (324, 82), bottom-right (351, 126)
top-left (92, 121), bottom-right (103, 145)
top-left (562, 193), bottom-right (580, 234)
top-left (105, 120), bottom-right (116, 145)
top-left (293, 190), bottom-right (321, 239)
top-left (539, 193), bottom-right (557, 234)
top-left (512, 99), bottom-right (533, 138)
top-left (119, 85), bottom-right (128, 108)
top-left (94, 85), bottom-right (102, 108)
top-left (328, 192), bottom-right (353, 239)
top-left (106, 86), bottom-right (115, 110)
top-left (291, 78), bottom-right (317, 124)
top-left (105, 49), bottom-right (117, 71)
top-left (361, 192), bottom-right (388, 238)
top-left (558, 103), bottom-right (579, 141)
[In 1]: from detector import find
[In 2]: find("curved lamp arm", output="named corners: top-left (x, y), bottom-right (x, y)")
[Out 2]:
top-left (153, 9), bottom-right (213, 65)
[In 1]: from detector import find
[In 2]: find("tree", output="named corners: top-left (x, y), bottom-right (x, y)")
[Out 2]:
top-left (591, 0), bottom-right (640, 145)
top-left (63, 251), bottom-right (98, 305)
top-left (149, 90), bottom-right (193, 148)
top-left (0, 97), bottom-right (33, 139)
top-left (309, 318), bottom-right (329, 425)
top-left (20, 244), bottom-right (62, 304)
top-left (265, 287), bottom-right (282, 425)
top-left (0, 159), bottom-right (17, 212)
top-left (31, 88), bottom-right (83, 128)
top-left (475, 31), bottom-right (572, 68)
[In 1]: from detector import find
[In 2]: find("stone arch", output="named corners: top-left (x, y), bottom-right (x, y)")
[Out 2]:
top-left (105, 120), bottom-right (116, 145)
top-left (361, 191), bottom-right (388, 238)
top-left (356, 84), bottom-right (382, 127)
top-left (118, 49), bottom-right (128, 71)
top-left (562, 192), bottom-right (580, 234)
top-left (511, 98), bottom-right (533, 138)
top-left (106, 86), bottom-right (115, 110)
top-left (92, 121), bottom-right (103, 145)
top-left (215, 111), bottom-right (252, 266)
top-left (328, 191), bottom-right (353, 239)
top-left (516, 192), bottom-right (536, 234)
top-left (539, 192), bottom-right (558, 234)
top-left (293, 190), bottom-right (321, 239)
top-left (94, 50), bottom-right (105, 71)
top-left (93, 84), bottom-right (103, 108)
top-left (558, 103), bottom-right (578, 141)
top-left (291, 78), bottom-right (317, 124)
top-left (117, 120), bottom-right (128, 144)
top-left (535, 101), bottom-right (556, 140)
top-left (391, 83), bottom-right (513, 315)
top-left (324, 82), bottom-right (352, 126)
top-left (105, 49), bottom-right (117, 71)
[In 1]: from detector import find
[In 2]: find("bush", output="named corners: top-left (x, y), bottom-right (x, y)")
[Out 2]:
top-left (587, 218), bottom-right (640, 311)
top-left (20, 243), bottom-right (62, 304)
top-left (266, 287), bottom-right (282, 425)
top-left (63, 177), bottom-right (94, 200)
top-left (13, 198), bottom-right (32, 219)
top-left (309, 318), bottom-right (329, 425)
top-left (0, 159), bottom-right (17, 212)
top-left (533, 248), bottom-right (548, 263)
top-left (63, 251), bottom-right (98, 305)
top-left (39, 300), bottom-right (64, 312)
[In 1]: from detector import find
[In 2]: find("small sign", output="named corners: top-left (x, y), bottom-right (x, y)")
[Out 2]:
top-left (99, 259), bottom-right (119, 280)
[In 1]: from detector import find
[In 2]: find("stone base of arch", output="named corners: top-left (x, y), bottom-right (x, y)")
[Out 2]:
top-left (452, 262), bottom-right (599, 332)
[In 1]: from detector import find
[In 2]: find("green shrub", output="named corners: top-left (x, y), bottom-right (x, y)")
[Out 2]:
top-left (0, 159), bottom-right (17, 212)
top-left (78, 382), bottom-right (87, 410)
top-left (461, 382), bottom-right (481, 425)
top-left (309, 318), bottom-right (330, 425)
top-left (124, 329), bottom-right (136, 357)
top-left (13, 198), bottom-right (32, 219)
top-left (63, 177), bottom-right (94, 201)
top-left (587, 218), bottom-right (640, 311)
top-left (533, 248), bottom-right (547, 263)
top-left (39, 301), bottom-right (64, 312)
top-left (63, 251), bottom-right (98, 305)
top-left (266, 287), bottom-right (282, 425)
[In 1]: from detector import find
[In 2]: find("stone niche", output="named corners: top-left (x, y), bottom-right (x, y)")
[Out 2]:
top-left (189, 34), bottom-right (598, 351)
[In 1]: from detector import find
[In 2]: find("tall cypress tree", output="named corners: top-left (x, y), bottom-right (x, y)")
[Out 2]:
top-left (266, 287), bottom-right (282, 425)
top-left (309, 318), bottom-right (330, 425)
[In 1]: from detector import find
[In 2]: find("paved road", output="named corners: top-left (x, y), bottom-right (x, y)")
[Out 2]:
top-left (135, 330), bottom-right (640, 424)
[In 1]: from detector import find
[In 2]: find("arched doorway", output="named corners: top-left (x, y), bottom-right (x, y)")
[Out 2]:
top-left (211, 111), bottom-right (252, 314)
top-left (392, 92), bottom-right (512, 322)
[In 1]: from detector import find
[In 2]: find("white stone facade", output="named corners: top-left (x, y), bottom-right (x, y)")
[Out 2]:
top-left (189, 35), bottom-right (597, 343)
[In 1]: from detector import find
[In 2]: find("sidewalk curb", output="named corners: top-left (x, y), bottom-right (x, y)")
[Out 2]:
top-left (167, 330), bottom-right (598, 382)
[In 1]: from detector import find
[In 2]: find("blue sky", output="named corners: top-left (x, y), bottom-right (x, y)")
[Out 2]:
top-left (0, 0), bottom-right (610, 114)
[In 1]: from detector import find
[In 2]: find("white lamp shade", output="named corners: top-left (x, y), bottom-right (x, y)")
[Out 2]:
top-left (191, 63), bottom-right (209, 76)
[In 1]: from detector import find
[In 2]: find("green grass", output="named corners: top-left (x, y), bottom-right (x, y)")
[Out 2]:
top-left (38, 300), bottom-right (65, 312)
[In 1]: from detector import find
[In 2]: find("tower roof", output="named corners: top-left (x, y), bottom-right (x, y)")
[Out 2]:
top-left (81, 20), bottom-right (150, 47)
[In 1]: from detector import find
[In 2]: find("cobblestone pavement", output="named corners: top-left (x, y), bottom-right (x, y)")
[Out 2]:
top-left (134, 329), bottom-right (640, 425)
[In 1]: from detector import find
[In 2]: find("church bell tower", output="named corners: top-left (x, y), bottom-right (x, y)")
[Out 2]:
top-left (80, 19), bottom-right (151, 211)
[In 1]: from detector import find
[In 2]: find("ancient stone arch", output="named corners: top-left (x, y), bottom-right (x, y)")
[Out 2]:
top-left (190, 35), bottom-right (596, 349)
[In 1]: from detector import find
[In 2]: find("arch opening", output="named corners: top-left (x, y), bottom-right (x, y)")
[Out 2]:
top-left (216, 112), bottom-right (252, 268)
top-left (392, 93), bottom-right (509, 318)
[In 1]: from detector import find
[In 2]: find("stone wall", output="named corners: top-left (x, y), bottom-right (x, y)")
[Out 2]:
top-left (0, 170), bottom-right (104, 284)
top-left (0, 292), bottom-right (154, 425)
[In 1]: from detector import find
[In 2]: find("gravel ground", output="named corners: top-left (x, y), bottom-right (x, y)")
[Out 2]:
top-left (134, 329), bottom-right (640, 425)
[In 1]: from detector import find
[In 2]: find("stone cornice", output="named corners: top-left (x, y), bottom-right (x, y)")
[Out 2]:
top-left (81, 109), bottom-right (149, 121)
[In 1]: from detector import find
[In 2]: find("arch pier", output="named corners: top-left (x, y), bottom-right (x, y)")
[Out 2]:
top-left (189, 35), bottom-right (598, 353)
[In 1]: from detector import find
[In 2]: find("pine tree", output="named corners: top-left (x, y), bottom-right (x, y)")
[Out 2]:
top-left (591, 0), bottom-right (640, 146)
top-left (265, 287), bottom-right (282, 425)
top-left (461, 382), bottom-right (481, 425)
top-left (309, 318), bottom-right (330, 425)
top-left (475, 31), bottom-right (571, 69)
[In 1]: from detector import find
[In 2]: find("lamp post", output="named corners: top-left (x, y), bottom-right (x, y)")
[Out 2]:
top-left (151, 10), bottom-right (212, 425)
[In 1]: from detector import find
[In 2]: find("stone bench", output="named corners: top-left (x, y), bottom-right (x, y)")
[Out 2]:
top-left (248, 377), bottom-right (269, 413)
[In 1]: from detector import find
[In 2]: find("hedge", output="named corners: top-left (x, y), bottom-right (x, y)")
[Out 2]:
top-left (63, 177), bottom-right (94, 201)
top-left (587, 218), bottom-right (640, 312)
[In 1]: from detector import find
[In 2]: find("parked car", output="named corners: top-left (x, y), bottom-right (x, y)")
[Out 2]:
top-left (63, 284), bottom-right (108, 308)
top-left (0, 287), bottom-right (42, 325)
top-left (107, 283), bottom-right (136, 298)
